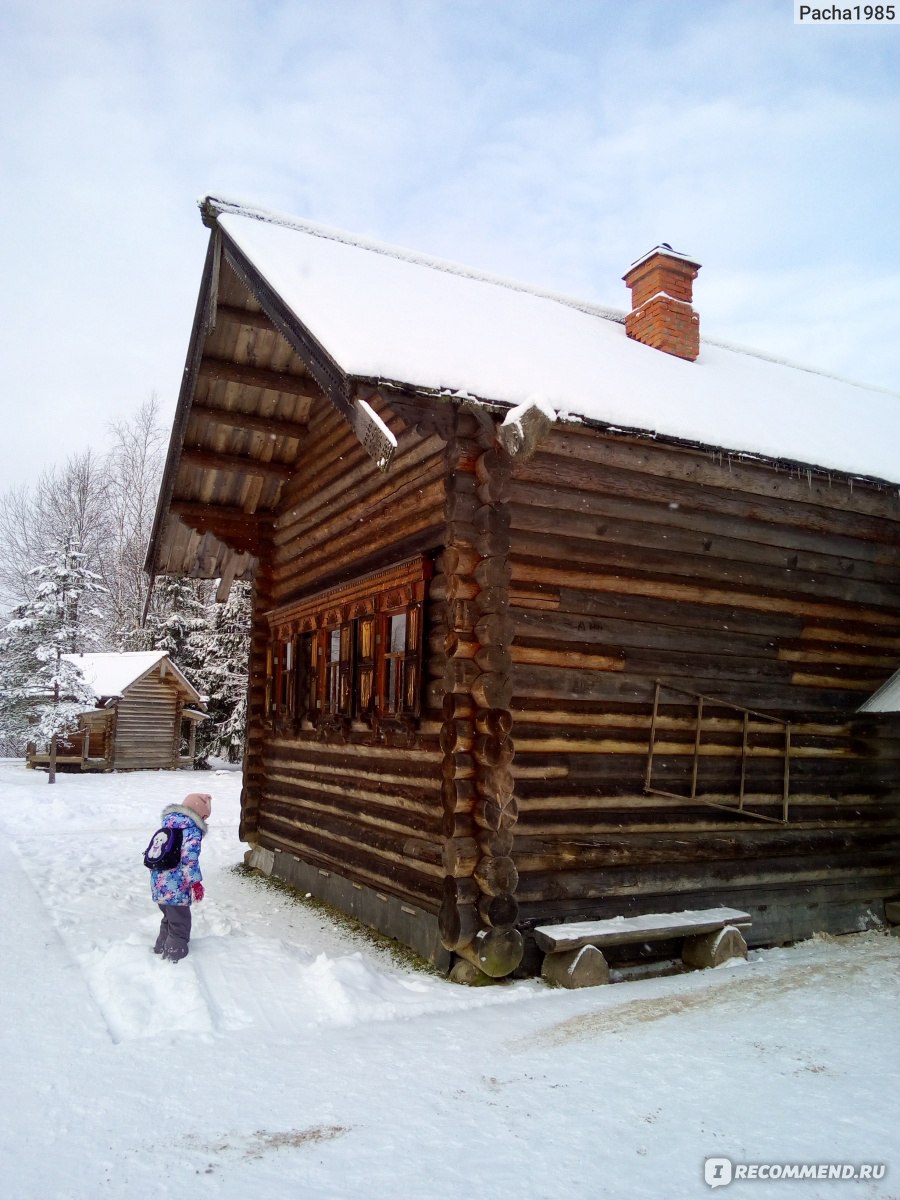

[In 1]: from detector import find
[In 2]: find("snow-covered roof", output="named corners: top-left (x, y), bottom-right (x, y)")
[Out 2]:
top-left (858, 670), bottom-right (900, 714)
top-left (210, 196), bottom-right (900, 485)
top-left (63, 652), bottom-right (202, 705)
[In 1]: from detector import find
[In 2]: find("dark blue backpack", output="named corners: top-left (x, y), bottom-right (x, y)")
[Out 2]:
top-left (143, 825), bottom-right (183, 871)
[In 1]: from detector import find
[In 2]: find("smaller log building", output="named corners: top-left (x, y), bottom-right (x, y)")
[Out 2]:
top-left (146, 198), bottom-right (900, 978)
top-left (26, 651), bottom-right (205, 773)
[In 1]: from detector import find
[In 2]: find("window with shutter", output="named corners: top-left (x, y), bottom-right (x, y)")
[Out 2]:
top-left (265, 556), bottom-right (431, 733)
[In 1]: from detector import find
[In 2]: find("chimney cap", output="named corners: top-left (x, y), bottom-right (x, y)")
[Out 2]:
top-left (623, 244), bottom-right (702, 279)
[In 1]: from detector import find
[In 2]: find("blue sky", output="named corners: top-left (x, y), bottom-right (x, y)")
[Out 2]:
top-left (1, 0), bottom-right (898, 490)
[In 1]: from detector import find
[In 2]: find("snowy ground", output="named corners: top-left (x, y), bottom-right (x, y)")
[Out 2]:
top-left (1, 761), bottom-right (897, 1200)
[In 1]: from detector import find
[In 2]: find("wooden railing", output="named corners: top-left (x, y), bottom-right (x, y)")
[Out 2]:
top-left (26, 729), bottom-right (92, 769)
top-left (644, 680), bottom-right (792, 825)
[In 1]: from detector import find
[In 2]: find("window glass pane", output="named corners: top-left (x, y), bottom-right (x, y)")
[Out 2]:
top-left (329, 629), bottom-right (341, 661)
top-left (308, 635), bottom-right (319, 713)
top-left (390, 613), bottom-right (407, 654)
top-left (359, 668), bottom-right (373, 711)
top-left (358, 617), bottom-right (375, 659)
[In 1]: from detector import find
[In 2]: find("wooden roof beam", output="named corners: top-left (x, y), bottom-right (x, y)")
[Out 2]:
top-left (180, 445), bottom-right (294, 481)
top-left (215, 302), bottom-right (276, 332)
top-left (190, 401), bottom-right (309, 442)
top-left (214, 552), bottom-right (253, 602)
top-left (170, 499), bottom-right (258, 526)
top-left (198, 355), bottom-right (318, 398)
top-left (168, 504), bottom-right (260, 556)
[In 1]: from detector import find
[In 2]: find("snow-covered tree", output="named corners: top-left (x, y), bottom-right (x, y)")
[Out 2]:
top-left (0, 396), bottom-right (166, 648)
top-left (192, 582), bottom-right (252, 765)
top-left (133, 575), bottom-right (211, 669)
top-left (0, 541), bottom-right (106, 782)
top-left (0, 449), bottom-right (111, 615)
top-left (104, 395), bottom-right (166, 648)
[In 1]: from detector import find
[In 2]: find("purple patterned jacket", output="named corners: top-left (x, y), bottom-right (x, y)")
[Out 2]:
top-left (150, 805), bottom-right (206, 905)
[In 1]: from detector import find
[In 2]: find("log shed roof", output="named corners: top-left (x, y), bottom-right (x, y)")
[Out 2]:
top-left (147, 196), bottom-right (900, 581)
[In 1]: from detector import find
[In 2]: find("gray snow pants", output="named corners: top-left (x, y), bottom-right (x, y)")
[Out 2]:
top-left (154, 904), bottom-right (192, 961)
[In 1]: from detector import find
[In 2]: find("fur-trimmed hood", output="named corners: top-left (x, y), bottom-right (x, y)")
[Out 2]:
top-left (160, 804), bottom-right (208, 835)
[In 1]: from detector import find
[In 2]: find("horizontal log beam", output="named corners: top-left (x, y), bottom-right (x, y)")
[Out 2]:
top-left (191, 401), bottom-right (310, 443)
top-left (199, 355), bottom-right (318, 398)
top-left (170, 499), bottom-right (259, 528)
top-left (180, 445), bottom-right (295, 481)
top-left (258, 826), bottom-right (439, 911)
top-left (214, 302), bottom-right (277, 332)
top-left (515, 856), bottom-right (900, 904)
top-left (167, 505), bottom-right (260, 555)
top-left (537, 423), bottom-right (900, 521)
top-left (516, 561), bottom-right (900, 628)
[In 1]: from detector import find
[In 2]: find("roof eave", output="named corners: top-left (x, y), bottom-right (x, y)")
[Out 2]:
top-left (145, 231), bottom-right (221, 577)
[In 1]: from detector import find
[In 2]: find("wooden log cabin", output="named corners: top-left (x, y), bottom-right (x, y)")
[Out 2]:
top-left (26, 652), bottom-right (205, 773)
top-left (146, 197), bottom-right (900, 978)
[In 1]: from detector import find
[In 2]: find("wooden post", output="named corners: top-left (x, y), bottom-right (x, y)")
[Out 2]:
top-left (49, 672), bottom-right (59, 785)
top-left (173, 698), bottom-right (184, 767)
top-left (240, 547), bottom-right (273, 844)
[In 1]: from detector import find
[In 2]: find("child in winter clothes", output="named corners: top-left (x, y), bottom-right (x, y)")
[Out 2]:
top-left (151, 792), bottom-right (211, 962)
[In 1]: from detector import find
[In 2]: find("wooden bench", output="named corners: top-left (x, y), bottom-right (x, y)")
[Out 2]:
top-left (534, 907), bottom-right (752, 989)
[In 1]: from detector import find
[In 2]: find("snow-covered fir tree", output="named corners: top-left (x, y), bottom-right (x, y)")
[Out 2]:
top-left (0, 541), bottom-right (106, 781)
top-left (192, 581), bottom-right (251, 765)
top-left (129, 575), bottom-right (210, 671)
top-left (130, 575), bottom-right (250, 766)
top-left (0, 397), bottom-right (166, 648)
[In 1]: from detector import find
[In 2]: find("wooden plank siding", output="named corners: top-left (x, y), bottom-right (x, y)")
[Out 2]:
top-left (245, 395), bottom-right (448, 920)
top-left (112, 671), bottom-right (182, 770)
top-left (507, 424), bottom-right (900, 945)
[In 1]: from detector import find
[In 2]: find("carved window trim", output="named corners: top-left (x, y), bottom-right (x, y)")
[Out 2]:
top-left (265, 556), bottom-right (431, 732)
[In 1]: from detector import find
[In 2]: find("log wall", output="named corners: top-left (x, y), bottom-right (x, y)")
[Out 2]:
top-left (508, 424), bottom-right (900, 945)
top-left (112, 669), bottom-right (182, 770)
top-left (245, 396), bottom-right (449, 939)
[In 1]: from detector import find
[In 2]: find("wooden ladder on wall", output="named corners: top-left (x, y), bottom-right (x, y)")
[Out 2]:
top-left (644, 680), bottom-right (792, 825)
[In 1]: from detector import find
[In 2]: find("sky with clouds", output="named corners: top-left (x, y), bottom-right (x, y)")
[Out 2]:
top-left (1, 0), bottom-right (898, 492)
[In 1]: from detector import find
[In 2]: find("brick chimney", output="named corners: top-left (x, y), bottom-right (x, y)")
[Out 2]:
top-left (623, 245), bottom-right (701, 361)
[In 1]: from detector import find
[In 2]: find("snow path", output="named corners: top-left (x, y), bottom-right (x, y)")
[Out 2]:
top-left (1, 762), bottom-right (897, 1199)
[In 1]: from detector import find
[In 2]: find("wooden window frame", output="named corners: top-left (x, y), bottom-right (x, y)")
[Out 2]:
top-left (265, 556), bottom-right (431, 733)
top-left (355, 614), bottom-right (377, 720)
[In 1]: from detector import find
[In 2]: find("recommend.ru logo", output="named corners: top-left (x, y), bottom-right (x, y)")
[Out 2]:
top-left (704, 1158), bottom-right (886, 1187)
